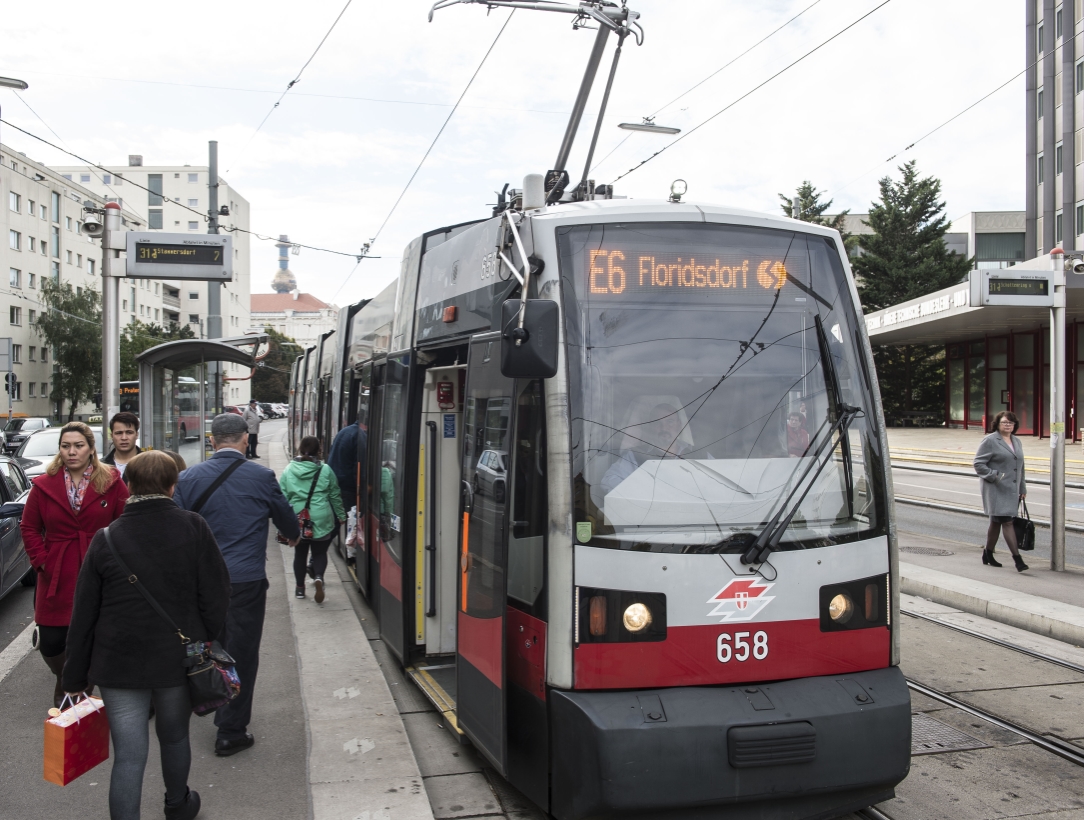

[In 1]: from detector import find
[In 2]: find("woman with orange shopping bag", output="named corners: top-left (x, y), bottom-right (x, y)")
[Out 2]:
top-left (63, 451), bottom-right (230, 820)
top-left (21, 421), bottom-right (129, 707)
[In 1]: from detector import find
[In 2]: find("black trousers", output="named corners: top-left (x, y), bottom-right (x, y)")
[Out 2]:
top-left (293, 537), bottom-right (331, 588)
top-left (247, 432), bottom-right (259, 458)
top-left (214, 578), bottom-right (269, 742)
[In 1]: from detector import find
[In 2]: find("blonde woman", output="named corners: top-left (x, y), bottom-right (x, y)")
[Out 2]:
top-left (21, 421), bottom-right (129, 706)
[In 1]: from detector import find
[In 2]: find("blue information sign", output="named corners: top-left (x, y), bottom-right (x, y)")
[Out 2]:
top-left (443, 414), bottom-right (456, 438)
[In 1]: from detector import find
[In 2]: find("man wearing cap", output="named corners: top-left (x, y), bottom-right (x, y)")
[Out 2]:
top-left (242, 399), bottom-right (262, 459)
top-left (174, 413), bottom-right (300, 757)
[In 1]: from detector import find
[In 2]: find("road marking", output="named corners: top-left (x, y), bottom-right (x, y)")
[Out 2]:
top-left (0, 620), bottom-right (35, 685)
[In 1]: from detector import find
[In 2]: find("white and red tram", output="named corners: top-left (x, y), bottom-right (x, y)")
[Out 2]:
top-left (289, 191), bottom-right (911, 819)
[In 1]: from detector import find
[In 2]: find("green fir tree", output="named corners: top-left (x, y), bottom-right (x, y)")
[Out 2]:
top-left (779, 181), bottom-right (857, 255)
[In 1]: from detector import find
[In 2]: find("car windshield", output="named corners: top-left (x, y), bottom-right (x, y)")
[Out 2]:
top-left (559, 221), bottom-right (887, 553)
top-left (18, 429), bottom-right (104, 458)
top-left (4, 420), bottom-right (26, 433)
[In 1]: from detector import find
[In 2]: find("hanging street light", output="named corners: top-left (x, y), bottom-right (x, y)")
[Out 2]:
top-left (618, 116), bottom-right (680, 135)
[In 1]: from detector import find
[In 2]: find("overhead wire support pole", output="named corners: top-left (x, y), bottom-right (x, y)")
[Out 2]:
top-left (100, 202), bottom-right (125, 447)
top-left (1051, 249), bottom-right (1066, 571)
top-left (207, 140), bottom-right (223, 418)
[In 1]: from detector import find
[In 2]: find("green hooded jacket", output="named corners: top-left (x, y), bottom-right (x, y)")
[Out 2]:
top-left (279, 458), bottom-right (346, 541)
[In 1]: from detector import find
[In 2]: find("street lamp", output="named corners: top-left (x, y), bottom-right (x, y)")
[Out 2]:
top-left (0, 77), bottom-right (29, 159)
top-left (617, 116), bottom-right (680, 135)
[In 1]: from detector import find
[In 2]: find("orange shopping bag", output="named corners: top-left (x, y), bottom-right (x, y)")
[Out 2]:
top-left (43, 696), bottom-right (109, 786)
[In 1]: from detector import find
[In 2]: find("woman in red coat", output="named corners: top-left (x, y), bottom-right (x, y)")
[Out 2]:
top-left (21, 421), bottom-right (129, 706)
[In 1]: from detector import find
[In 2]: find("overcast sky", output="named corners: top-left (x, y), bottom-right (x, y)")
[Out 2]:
top-left (1, 0), bottom-right (1022, 306)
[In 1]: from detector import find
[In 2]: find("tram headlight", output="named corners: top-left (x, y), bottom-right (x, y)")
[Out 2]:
top-left (622, 603), bottom-right (653, 633)
top-left (828, 593), bottom-right (854, 624)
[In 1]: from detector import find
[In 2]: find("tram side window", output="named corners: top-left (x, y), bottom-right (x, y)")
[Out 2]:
top-left (381, 356), bottom-right (409, 563)
top-left (508, 380), bottom-right (547, 613)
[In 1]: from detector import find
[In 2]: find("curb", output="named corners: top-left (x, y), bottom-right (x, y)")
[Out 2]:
top-left (899, 561), bottom-right (1084, 648)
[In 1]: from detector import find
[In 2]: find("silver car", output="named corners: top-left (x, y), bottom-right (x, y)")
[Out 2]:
top-left (0, 456), bottom-right (34, 601)
top-left (15, 427), bottom-right (106, 480)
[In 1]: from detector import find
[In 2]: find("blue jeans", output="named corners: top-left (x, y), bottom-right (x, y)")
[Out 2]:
top-left (99, 685), bottom-right (192, 820)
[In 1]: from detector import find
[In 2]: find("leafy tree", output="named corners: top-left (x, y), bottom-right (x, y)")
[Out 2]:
top-left (35, 280), bottom-right (102, 422)
top-left (119, 319), bottom-right (196, 381)
top-left (779, 181), bottom-right (857, 255)
top-left (252, 326), bottom-right (300, 403)
top-left (852, 160), bottom-right (973, 422)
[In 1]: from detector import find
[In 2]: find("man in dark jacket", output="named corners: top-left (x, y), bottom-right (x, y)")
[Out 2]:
top-left (326, 416), bottom-right (367, 511)
top-left (174, 413), bottom-right (299, 757)
top-left (101, 411), bottom-right (142, 480)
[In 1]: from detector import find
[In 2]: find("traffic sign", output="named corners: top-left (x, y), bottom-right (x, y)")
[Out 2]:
top-left (124, 232), bottom-right (232, 281)
top-left (969, 269), bottom-right (1054, 307)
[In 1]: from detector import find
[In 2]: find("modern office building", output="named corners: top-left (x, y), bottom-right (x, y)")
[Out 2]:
top-left (839, 212), bottom-right (1024, 267)
top-left (1026, 0), bottom-right (1080, 256)
top-left (1, 143), bottom-right (143, 420)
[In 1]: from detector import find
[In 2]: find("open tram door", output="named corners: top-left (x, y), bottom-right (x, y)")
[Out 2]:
top-left (457, 334), bottom-right (512, 774)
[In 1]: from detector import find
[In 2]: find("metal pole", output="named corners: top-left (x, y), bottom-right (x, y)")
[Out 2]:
top-left (1051, 249), bottom-right (1066, 571)
top-left (792, 196), bottom-right (801, 220)
top-left (579, 30), bottom-right (626, 191)
top-left (101, 202), bottom-right (124, 446)
top-left (7, 360), bottom-right (12, 425)
top-left (554, 23), bottom-right (611, 173)
top-left (207, 141), bottom-right (222, 419)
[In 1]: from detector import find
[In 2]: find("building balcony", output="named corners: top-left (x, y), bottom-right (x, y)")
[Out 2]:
top-left (163, 293), bottom-right (181, 308)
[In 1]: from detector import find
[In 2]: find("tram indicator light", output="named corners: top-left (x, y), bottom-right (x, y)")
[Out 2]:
top-left (586, 249), bottom-right (796, 296)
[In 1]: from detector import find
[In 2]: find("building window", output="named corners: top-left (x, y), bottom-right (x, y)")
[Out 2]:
top-left (11, 344), bottom-right (21, 362)
top-left (28, 309), bottom-right (35, 324)
top-left (10, 307), bottom-right (21, 326)
top-left (88, 259), bottom-right (95, 275)
top-left (11, 382), bottom-right (21, 402)
top-left (28, 274), bottom-right (35, 289)
top-left (187, 198), bottom-right (198, 207)
top-left (65, 216), bottom-right (72, 230)
top-left (28, 383), bottom-right (35, 398)
top-left (1057, 142), bottom-right (1064, 174)
top-left (39, 241), bottom-right (45, 257)
top-left (39, 203), bottom-right (46, 220)
top-left (41, 348), bottom-right (46, 363)
top-left (1039, 153), bottom-right (1045, 184)
top-left (155, 308), bottom-right (159, 321)
top-left (149, 209), bottom-right (163, 230)
top-left (188, 173), bottom-right (198, 183)
top-left (1077, 203), bottom-right (1084, 236)
top-left (1039, 23), bottom-right (1045, 53)
top-left (148, 174), bottom-right (164, 206)
top-left (41, 382), bottom-right (48, 396)
top-left (27, 237), bottom-right (35, 253)
top-left (122, 299), bottom-right (128, 311)
top-left (62, 174), bottom-right (72, 181)
top-left (50, 226), bottom-right (59, 257)
top-left (50, 261), bottom-right (59, 282)
top-left (102, 174), bottom-right (111, 185)
top-left (9, 191), bottom-right (19, 212)
top-left (9, 230), bottom-right (20, 251)
top-left (114, 174), bottom-right (122, 186)
top-left (76, 254), bottom-right (82, 268)
top-left (79, 174), bottom-right (90, 183)
top-left (66, 250), bottom-right (72, 265)
top-left (28, 346), bottom-right (35, 362)
top-left (188, 292), bottom-right (199, 300)
top-left (9, 268), bottom-right (19, 288)
top-left (1057, 210), bottom-right (1064, 243)
top-left (1038, 87), bottom-right (1044, 118)
top-left (189, 314), bottom-right (200, 324)
top-left (131, 287), bottom-right (136, 307)
top-left (188, 221), bottom-right (198, 231)
top-left (1057, 7), bottom-right (1063, 39)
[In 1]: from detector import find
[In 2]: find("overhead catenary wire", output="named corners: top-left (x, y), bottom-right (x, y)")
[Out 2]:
top-left (608, 0), bottom-right (894, 185)
top-left (590, 0), bottom-right (824, 174)
top-left (329, 9), bottom-right (516, 304)
top-left (235, 0), bottom-right (356, 158)
top-left (0, 118), bottom-right (367, 261)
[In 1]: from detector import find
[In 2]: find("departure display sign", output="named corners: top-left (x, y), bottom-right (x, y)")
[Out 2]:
top-left (125, 232), bottom-right (233, 281)
top-left (586, 249), bottom-right (797, 297)
top-left (987, 278), bottom-right (1049, 297)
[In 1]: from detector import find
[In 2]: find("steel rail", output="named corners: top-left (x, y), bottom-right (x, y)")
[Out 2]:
top-left (900, 609), bottom-right (1084, 675)
top-left (856, 806), bottom-right (894, 820)
top-left (906, 679), bottom-right (1084, 767)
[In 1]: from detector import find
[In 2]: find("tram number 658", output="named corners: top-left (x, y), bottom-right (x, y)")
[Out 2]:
top-left (717, 631), bottom-right (769, 663)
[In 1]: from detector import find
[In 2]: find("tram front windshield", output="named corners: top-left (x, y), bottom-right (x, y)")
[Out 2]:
top-left (559, 221), bottom-right (887, 553)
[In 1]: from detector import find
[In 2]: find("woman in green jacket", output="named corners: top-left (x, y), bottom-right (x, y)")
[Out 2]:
top-left (280, 436), bottom-right (345, 603)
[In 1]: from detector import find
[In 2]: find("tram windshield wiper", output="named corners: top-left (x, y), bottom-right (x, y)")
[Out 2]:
top-left (736, 315), bottom-right (861, 565)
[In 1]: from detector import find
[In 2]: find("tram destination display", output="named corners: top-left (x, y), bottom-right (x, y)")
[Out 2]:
top-left (969, 269), bottom-right (1054, 307)
top-left (585, 248), bottom-right (804, 298)
top-left (124, 232), bottom-right (233, 281)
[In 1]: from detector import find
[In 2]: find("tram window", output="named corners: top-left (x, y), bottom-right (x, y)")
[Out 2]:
top-left (380, 357), bottom-right (409, 563)
top-left (508, 380), bottom-right (547, 612)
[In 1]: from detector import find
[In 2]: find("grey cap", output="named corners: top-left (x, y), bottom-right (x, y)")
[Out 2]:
top-left (249, 398), bottom-right (257, 404)
top-left (211, 413), bottom-right (248, 437)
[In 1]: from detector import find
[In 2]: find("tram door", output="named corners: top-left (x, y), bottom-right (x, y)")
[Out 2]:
top-left (457, 335), bottom-right (512, 774)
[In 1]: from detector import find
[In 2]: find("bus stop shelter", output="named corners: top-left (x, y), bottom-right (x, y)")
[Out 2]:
top-left (137, 335), bottom-right (267, 464)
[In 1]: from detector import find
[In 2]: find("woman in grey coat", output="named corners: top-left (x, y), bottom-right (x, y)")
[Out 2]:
top-left (973, 410), bottom-right (1029, 571)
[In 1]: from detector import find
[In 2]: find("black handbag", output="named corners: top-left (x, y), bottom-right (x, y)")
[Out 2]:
top-left (1013, 499), bottom-right (1035, 551)
top-left (103, 527), bottom-right (240, 716)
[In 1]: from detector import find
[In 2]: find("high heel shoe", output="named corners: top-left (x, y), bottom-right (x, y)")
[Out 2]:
top-left (1014, 555), bottom-right (1028, 572)
top-left (982, 549), bottom-right (1002, 567)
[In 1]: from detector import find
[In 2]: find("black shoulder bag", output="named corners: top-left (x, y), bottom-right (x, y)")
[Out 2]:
top-left (1013, 499), bottom-right (1035, 551)
top-left (191, 458), bottom-right (245, 514)
top-left (102, 527), bottom-right (240, 716)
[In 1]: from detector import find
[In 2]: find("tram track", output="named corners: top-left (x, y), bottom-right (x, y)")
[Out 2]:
top-left (900, 608), bottom-right (1084, 769)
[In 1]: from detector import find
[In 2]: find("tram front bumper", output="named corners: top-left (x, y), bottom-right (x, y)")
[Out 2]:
top-left (550, 665), bottom-right (910, 820)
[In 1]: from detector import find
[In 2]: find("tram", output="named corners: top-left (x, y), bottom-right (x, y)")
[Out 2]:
top-left (289, 184), bottom-right (911, 818)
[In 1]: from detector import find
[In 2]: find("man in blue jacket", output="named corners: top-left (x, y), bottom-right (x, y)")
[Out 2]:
top-left (174, 413), bottom-right (299, 757)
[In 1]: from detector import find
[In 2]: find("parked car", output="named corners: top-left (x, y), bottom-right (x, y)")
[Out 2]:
top-left (14, 427), bottom-right (106, 480)
top-left (273, 403), bottom-right (288, 418)
top-left (258, 402), bottom-right (276, 419)
top-left (4, 417), bottom-right (51, 454)
top-left (0, 455), bottom-right (34, 602)
top-left (224, 405), bottom-right (244, 416)
top-left (471, 449), bottom-right (507, 503)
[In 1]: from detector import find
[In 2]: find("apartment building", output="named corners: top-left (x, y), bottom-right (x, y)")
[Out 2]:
top-left (54, 155), bottom-right (253, 404)
top-left (0, 143), bottom-right (143, 419)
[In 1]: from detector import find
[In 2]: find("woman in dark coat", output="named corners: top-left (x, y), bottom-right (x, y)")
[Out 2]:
top-left (63, 451), bottom-right (230, 820)
top-left (973, 410), bottom-right (1029, 571)
top-left (20, 421), bottom-right (129, 706)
